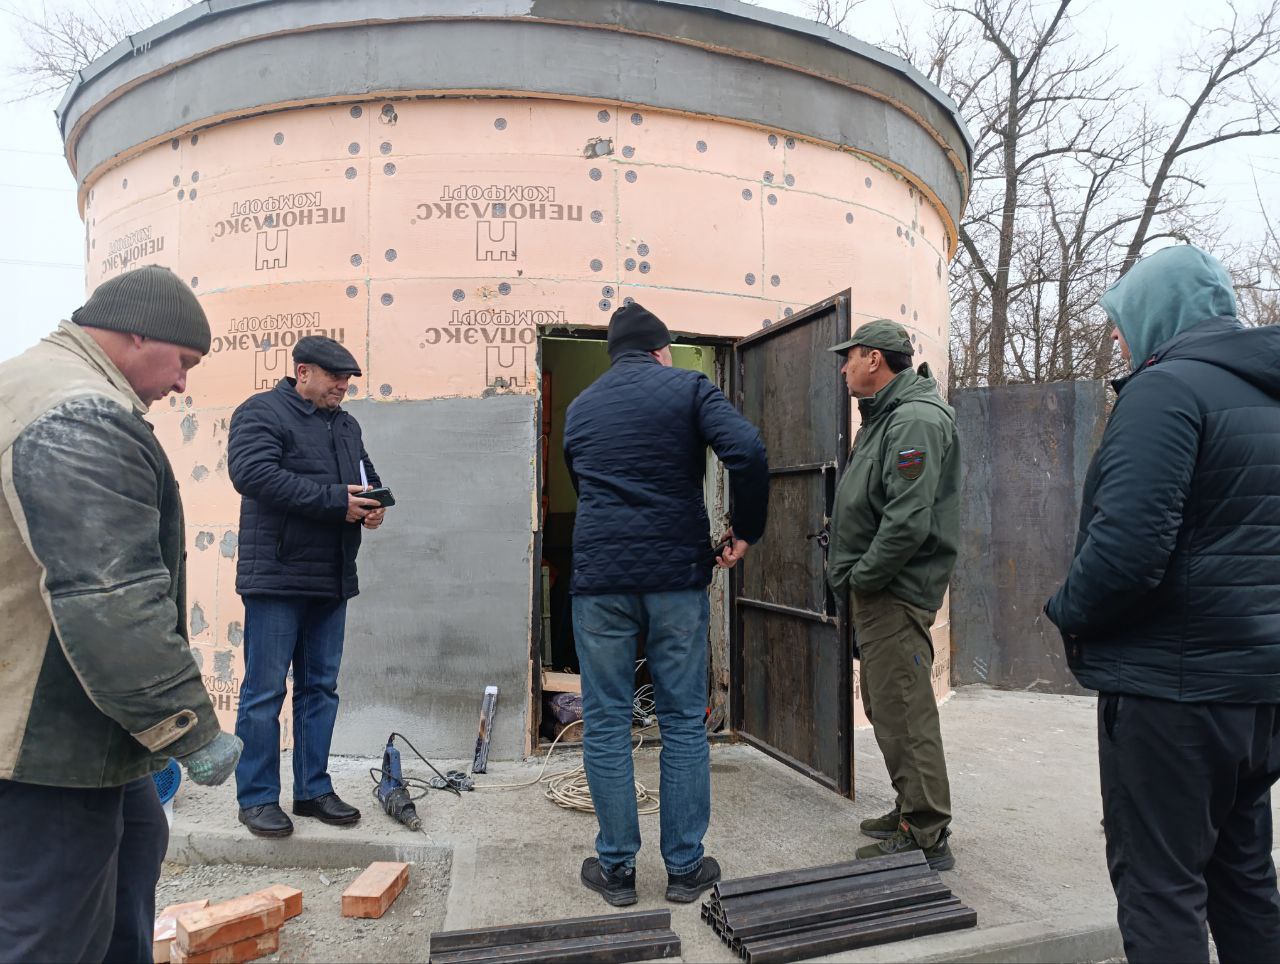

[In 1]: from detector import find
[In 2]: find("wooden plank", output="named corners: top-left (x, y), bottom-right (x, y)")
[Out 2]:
top-left (253, 884), bottom-right (303, 921)
top-left (342, 861), bottom-right (410, 919)
top-left (175, 893), bottom-right (285, 954)
top-left (541, 670), bottom-right (582, 694)
top-left (155, 900), bottom-right (210, 963)
top-left (170, 929), bottom-right (280, 964)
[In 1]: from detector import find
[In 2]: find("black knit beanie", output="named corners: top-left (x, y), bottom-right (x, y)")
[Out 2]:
top-left (607, 302), bottom-right (671, 359)
top-left (71, 265), bottom-right (211, 354)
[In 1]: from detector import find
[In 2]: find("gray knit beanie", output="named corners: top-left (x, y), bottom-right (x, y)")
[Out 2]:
top-left (71, 265), bottom-right (211, 354)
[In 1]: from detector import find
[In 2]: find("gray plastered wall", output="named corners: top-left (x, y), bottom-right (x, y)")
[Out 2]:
top-left (336, 395), bottom-right (536, 760)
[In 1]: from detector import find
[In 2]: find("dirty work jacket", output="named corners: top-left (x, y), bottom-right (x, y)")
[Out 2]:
top-left (827, 364), bottom-right (960, 613)
top-left (1046, 318), bottom-right (1280, 702)
top-left (229, 378), bottom-right (380, 600)
top-left (0, 322), bottom-right (220, 787)
top-left (564, 351), bottom-right (769, 594)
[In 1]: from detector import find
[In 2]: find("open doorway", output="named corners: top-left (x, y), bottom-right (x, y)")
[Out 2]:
top-left (534, 331), bottom-right (733, 747)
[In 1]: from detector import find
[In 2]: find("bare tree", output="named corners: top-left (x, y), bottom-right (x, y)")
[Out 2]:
top-left (942, 0), bottom-right (1132, 386)
top-left (804, 0), bottom-right (864, 32)
top-left (1233, 166), bottom-right (1280, 326)
top-left (883, 0), bottom-right (1269, 389)
top-left (1084, 0), bottom-right (1280, 371)
top-left (3, 1), bottom-right (193, 100)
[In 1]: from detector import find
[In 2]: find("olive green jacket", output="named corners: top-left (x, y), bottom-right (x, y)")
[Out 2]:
top-left (827, 365), bottom-right (960, 612)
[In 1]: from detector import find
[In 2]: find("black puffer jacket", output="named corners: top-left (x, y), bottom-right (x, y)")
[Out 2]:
top-left (564, 352), bottom-right (769, 595)
top-left (1046, 318), bottom-right (1280, 701)
top-left (229, 378), bottom-right (380, 599)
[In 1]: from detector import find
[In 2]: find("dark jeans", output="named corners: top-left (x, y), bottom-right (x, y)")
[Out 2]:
top-left (235, 596), bottom-right (347, 808)
top-left (0, 777), bottom-right (168, 963)
top-left (1099, 693), bottom-right (1280, 963)
top-left (573, 589), bottom-right (711, 875)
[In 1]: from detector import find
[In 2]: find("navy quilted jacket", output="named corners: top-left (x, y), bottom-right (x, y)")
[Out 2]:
top-left (564, 352), bottom-right (769, 594)
top-left (1046, 317), bottom-right (1280, 701)
top-left (229, 378), bottom-right (380, 599)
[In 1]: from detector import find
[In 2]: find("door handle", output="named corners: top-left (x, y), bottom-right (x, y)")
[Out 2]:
top-left (806, 529), bottom-right (830, 549)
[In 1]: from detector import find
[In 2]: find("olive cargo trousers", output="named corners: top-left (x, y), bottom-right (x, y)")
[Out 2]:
top-left (853, 590), bottom-right (952, 848)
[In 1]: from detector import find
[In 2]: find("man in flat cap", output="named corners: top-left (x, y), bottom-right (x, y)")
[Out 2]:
top-left (0, 265), bottom-right (241, 962)
top-left (827, 319), bottom-right (960, 870)
top-left (564, 302), bottom-right (769, 906)
top-left (228, 334), bottom-right (385, 837)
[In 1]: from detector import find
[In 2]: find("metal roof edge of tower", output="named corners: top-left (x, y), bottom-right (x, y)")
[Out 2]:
top-left (55, 0), bottom-right (972, 152)
top-left (52, 0), bottom-right (973, 231)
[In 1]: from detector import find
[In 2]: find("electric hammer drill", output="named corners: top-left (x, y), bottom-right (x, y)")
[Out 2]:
top-left (376, 738), bottom-right (422, 831)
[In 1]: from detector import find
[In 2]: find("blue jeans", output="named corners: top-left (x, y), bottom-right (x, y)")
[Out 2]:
top-left (235, 596), bottom-right (347, 808)
top-left (573, 589), bottom-right (711, 875)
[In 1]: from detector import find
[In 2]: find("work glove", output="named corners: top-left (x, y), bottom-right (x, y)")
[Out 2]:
top-left (179, 731), bottom-right (243, 786)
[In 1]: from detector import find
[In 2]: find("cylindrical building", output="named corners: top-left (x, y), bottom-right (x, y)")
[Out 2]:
top-left (57, 0), bottom-right (970, 774)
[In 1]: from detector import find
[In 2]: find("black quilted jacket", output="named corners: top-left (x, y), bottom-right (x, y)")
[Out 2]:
top-left (564, 352), bottom-right (769, 594)
top-left (1046, 318), bottom-right (1280, 701)
top-left (229, 378), bottom-right (380, 599)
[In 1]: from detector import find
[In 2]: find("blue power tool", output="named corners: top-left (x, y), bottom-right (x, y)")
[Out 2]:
top-left (376, 738), bottom-right (422, 831)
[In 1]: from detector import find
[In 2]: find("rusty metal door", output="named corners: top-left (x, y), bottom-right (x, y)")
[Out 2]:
top-left (732, 291), bottom-right (853, 796)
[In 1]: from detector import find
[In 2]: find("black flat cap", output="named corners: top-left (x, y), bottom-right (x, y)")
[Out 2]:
top-left (293, 335), bottom-right (362, 376)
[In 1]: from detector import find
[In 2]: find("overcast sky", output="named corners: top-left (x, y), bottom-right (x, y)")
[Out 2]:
top-left (0, 0), bottom-right (1275, 362)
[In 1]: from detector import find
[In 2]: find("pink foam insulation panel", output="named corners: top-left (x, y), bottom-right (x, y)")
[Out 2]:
top-left (82, 98), bottom-right (954, 732)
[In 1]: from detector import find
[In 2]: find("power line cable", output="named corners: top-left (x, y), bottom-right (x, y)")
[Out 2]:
top-left (0, 182), bottom-right (75, 193)
top-left (0, 258), bottom-right (82, 269)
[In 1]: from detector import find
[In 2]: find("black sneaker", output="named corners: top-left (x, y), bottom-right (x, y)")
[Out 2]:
top-left (860, 807), bottom-right (902, 839)
top-left (293, 792), bottom-right (361, 826)
top-left (238, 803), bottom-right (294, 838)
top-left (665, 856), bottom-right (722, 903)
top-left (581, 857), bottom-right (637, 907)
top-left (856, 826), bottom-right (954, 871)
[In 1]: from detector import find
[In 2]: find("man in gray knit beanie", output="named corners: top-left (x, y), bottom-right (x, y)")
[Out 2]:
top-left (69, 263), bottom-right (213, 404)
top-left (0, 264), bottom-right (240, 962)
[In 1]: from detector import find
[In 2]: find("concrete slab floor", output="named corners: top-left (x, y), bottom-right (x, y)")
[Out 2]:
top-left (161, 686), bottom-right (1278, 962)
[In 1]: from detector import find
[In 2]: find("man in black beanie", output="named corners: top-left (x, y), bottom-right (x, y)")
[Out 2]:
top-left (0, 265), bottom-right (241, 962)
top-left (565, 302), bottom-right (769, 906)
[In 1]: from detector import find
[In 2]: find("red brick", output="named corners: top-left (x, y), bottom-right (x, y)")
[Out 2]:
top-left (154, 900), bottom-right (210, 962)
top-left (253, 884), bottom-right (302, 920)
top-left (170, 929), bottom-right (279, 964)
top-left (175, 893), bottom-right (284, 954)
top-left (341, 861), bottom-right (409, 919)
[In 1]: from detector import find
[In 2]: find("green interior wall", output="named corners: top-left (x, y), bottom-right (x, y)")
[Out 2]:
top-left (543, 339), bottom-right (715, 514)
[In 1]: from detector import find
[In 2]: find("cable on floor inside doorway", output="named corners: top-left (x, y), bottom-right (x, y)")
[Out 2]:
top-left (473, 719), bottom-right (660, 815)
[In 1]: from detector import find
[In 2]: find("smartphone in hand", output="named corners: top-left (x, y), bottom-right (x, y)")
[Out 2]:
top-left (361, 486), bottom-right (396, 507)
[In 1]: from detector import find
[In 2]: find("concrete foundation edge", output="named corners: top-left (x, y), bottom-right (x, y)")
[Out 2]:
top-left (165, 828), bottom-right (450, 871)
top-left (166, 828), bottom-right (1124, 963)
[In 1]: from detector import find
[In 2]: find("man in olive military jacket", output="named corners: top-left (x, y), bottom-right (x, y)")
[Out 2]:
top-left (827, 319), bottom-right (961, 871)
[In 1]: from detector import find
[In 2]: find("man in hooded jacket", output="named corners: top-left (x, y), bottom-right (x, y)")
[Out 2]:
top-left (1047, 245), bottom-right (1280, 963)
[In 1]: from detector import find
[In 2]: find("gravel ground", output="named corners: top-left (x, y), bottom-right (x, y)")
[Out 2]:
top-left (156, 856), bottom-right (451, 963)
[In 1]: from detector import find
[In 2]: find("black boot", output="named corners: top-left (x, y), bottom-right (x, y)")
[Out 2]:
top-left (666, 856), bottom-right (721, 903)
top-left (238, 803), bottom-right (294, 838)
top-left (293, 792), bottom-right (361, 826)
top-left (580, 857), bottom-right (638, 907)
